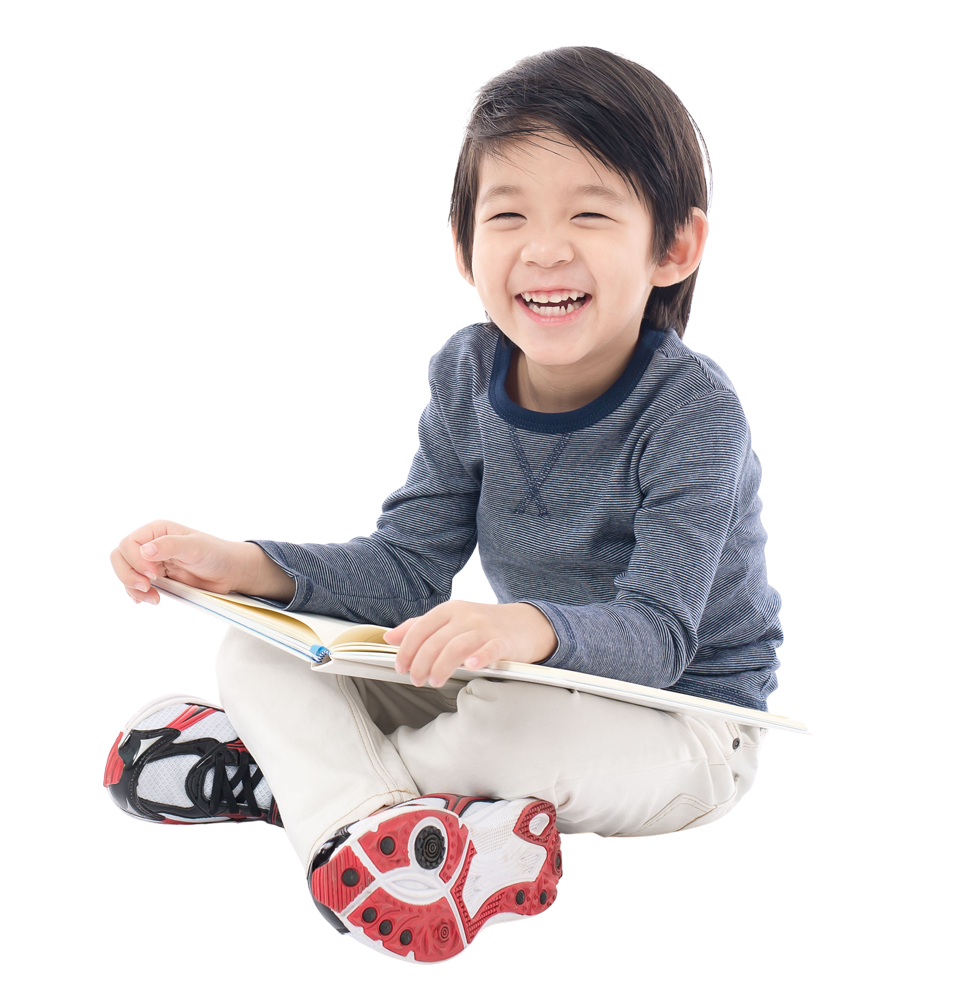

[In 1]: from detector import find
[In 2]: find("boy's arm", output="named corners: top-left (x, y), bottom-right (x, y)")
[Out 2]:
top-left (248, 384), bottom-right (481, 628)
top-left (519, 391), bottom-right (757, 690)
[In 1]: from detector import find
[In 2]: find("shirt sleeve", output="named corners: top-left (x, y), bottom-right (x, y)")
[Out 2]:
top-left (248, 372), bottom-right (481, 628)
top-left (519, 390), bottom-right (749, 688)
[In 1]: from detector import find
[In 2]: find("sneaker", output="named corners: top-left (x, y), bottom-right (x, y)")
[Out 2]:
top-left (308, 793), bottom-right (562, 963)
top-left (103, 694), bottom-right (282, 826)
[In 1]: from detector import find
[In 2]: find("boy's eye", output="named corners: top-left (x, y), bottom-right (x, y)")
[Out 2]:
top-left (490, 212), bottom-right (606, 220)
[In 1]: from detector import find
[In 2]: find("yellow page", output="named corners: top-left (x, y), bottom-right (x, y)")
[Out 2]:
top-left (169, 584), bottom-right (396, 651)
top-left (153, 584), bottom-right (321, 646)
top-left (329, 624), bottom-right (393, 648)
top-left (219, 593), bottom-right (393, 648)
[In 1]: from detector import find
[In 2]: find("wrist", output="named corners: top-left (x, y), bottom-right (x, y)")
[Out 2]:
top-left (513, 602), bottom-right (558, 663)
top-left (236, 542), bottom-right (296, 603)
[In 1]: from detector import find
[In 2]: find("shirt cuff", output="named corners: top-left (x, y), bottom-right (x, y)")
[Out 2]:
top-left (516, 599), bottom-right (578, 669)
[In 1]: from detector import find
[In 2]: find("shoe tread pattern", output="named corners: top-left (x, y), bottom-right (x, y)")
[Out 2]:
top-left (309, 795), bottom-right (562, 963)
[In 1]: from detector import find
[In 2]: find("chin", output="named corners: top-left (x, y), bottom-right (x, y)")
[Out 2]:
top-left (510, 319), bottom-right (587, 348)
top-left (517, 340), bottom-right (589, 368)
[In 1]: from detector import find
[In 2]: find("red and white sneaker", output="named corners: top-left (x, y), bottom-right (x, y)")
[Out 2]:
top-left (103, 694), bottom-right (282, 826)
top-left (308, 793), bottom-right (562, 963)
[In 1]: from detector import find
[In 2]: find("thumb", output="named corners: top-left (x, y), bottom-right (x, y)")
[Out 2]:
top-left (382, 616), bottom-right (419, 644)
top-left (139, 533), bottom-right (204, 566)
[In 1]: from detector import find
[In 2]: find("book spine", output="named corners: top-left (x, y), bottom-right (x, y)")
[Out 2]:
top-left (310, 644), bottom-right (332, 665)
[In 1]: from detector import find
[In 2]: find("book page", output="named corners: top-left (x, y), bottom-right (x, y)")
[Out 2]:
top-left (213, 590), bottom-right (396, 649)
top-left (329, 624), bottom-right (393, 647)
top-left (207, 594), bottom-right (321, 645)
top-left (156, 580), bottom-right (393, 649)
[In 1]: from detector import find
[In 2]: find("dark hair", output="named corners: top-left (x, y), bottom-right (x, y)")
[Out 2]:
top-left (449, 47), bottom-right (711, 339)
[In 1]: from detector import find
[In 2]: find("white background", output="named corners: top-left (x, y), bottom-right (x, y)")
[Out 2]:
top-left (3, 2), bottom-right (948, 996)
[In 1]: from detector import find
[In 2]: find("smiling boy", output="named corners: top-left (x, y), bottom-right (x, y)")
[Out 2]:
top-left (105, 46), bottom-right (782, 964)
top-left (382, 133), bottom-right (711, 688)
top-left (468, 143), bottom-right (705, 416)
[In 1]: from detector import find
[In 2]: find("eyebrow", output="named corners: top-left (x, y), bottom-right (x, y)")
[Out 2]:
top-left (478, 182), bottom-right (629, 209)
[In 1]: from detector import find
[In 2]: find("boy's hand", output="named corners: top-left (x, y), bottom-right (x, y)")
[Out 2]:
top-left (110, 520), bottom-right (293, 606)
top-left (381, 601), bottom-right (558, 688)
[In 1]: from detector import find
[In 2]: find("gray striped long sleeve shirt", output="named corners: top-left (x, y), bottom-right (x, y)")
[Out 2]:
top-left (253, 322), bottom-right (782, 711)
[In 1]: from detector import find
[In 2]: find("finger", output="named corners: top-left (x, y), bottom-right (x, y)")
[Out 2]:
top-left (110, 546), bottom-right (155, 593)
top-left (127, 520), bottom-right (191, 557)
top-left (118, 528), bottom-right (172, 582)
top-left (161, 568), bottom-right (231, 593)
top-left (124, 585), bottom-right (159, 605)
top-left (382, 616), bottom-right (420, 650)
top-left (460, 637), bottom-right (509, 672)
top-left (137, 532), bottom-right (204, 570)
top-left (113, 548), bottom-right (162, 604)
top-left (393, 611), bottom-right (448, 674)
top-left (132, 519), bottom-right (191, 545)
top-left (430, 633), bottom-right (501, 687)
top-left (407, 624), bottom-right (470, 687)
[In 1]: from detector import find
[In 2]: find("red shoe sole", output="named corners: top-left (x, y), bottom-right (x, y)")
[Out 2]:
top-left (310, 795), bottom-right (562, 962)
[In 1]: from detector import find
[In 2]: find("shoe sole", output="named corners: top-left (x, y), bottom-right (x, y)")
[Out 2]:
top-left (310, 795), bottom-right (562, 963)
top-left (104, 693), bottom-right (230, 824)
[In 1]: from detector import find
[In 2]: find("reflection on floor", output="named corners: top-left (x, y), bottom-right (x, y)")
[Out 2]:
top-left (106, 816), bottom-right (758, 965)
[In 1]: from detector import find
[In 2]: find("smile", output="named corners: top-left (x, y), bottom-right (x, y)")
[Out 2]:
top-left (516, 292), bottom-right (592, 324)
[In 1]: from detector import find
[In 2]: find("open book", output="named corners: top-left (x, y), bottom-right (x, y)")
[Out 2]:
top-left (152, 577), bottom-right (809, 735)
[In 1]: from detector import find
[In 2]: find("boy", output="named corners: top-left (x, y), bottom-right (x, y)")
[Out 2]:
top-left (105, 46), bottom-right (782, 964)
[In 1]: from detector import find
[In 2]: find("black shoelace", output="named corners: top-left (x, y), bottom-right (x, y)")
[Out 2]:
top-left (205, 749), bottom-right (264, 818)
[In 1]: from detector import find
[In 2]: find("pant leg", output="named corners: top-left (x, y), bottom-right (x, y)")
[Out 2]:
top-left (388, 677), bottom-right (765, 838)
top-left (215, 628), bottom-right (453, 866)
top-left (218, 624), bottom-right (763, 857)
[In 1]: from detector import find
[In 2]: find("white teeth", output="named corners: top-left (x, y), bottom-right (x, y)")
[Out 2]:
top-left (520, 290), bottom-right (587, 304)
top-left (525, 299), bottom-right (584, 316)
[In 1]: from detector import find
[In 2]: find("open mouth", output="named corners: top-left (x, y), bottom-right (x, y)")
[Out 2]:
top-left (516, 292), bottom-right (592, 318)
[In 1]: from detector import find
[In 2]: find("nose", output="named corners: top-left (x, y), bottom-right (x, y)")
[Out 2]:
top-left (520, 227), bottom-right (574, 269)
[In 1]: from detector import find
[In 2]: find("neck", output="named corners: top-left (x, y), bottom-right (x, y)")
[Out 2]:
top-left (506, 339), bottom-right (639, 413)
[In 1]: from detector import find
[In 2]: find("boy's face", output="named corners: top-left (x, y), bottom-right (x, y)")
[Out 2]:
top-left (458, 134), bottom-right (678, 375)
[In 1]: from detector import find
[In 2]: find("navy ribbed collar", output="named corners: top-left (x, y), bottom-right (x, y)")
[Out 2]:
top-left (488, 323), bottom-right (667, 433)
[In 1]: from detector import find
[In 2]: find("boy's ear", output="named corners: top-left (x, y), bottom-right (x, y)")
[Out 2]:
top-left (651, 207), bottom-right (709, 288)
top-left (452, 227), bottom-right (476, 287)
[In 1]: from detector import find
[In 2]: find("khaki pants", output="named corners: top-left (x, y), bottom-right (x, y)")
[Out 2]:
top-left (216, 628), bottom-right (765, 867)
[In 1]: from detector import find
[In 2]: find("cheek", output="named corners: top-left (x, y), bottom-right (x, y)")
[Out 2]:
top-left (472, 246), bottom-right (511, 297)
top-left (471, 228), bottom-right (499, 264)
top-left (598, 257), bottom-right (651, 305)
